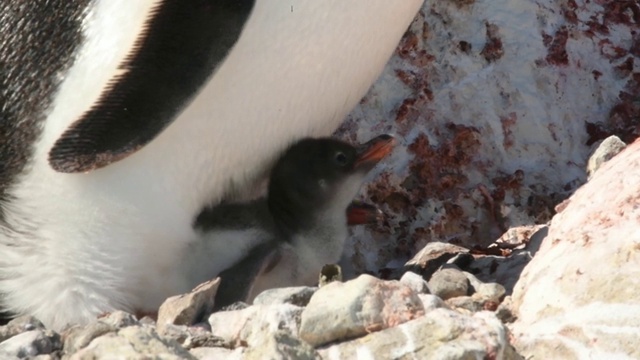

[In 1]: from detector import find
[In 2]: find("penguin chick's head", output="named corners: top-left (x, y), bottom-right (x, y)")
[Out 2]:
top-left (268, 134), bottom-right (395, 232)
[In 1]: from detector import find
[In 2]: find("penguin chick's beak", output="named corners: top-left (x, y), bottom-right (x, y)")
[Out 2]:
top-left (354, 134), bottom-right (396, 169)
top-left (347, 201), bottom-right (384, 225)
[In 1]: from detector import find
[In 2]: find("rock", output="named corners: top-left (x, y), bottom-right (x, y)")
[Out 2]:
top-left (138, 316), bottom-right (157, 326)
top-left (472, 282), bottom-right (506, 304)
top-left (33, 355), bottom-right (57, 360)
top-left (208, 304), bottom-right (302, 347)
top-left (0, 330), bottom-right (60, 358)
top-left (190, 346), bottom-right (245, 360)
top-left (495, 296), bottom-right (516, 323)
top-left (318, 308), bottom-right (520, 359)
top-left (62, 321), bottom-right (116, 354)
top-left (403, 242), bottom-right (470, 280)
top-left (217, 302), bottom-right (250, 312)
top-left (299, 274), bottom-right (424, 347)
top-left (0, 316), bottom-right (45, 343)
top-left (69, 326), bottom-right (194, 360)
top-left (63, 310), bottom-right (141, 354)
top-left (399, 271), bottom-right (430, 294)
top-left (155, 324), bottom-right (189, 347)
top-left (466, 251), bottom-right (534, 296)
top-left (428, 268), bottom-right (469, 300)
top-left (587, 135), bottom-right (626, 178)
top-left (445, 296), bottom-right (482, 313)
top-left (462, 270), bottom-right (485, 291)
top-left (159, 323), bottom-right (227, 350)
top-left (252, 287), bottom-right (317, 307)
top-left (244, 331), bottom-right (319, 360)
top-left (99, 311), bottom-right (139, 329)
top-left (418, 294), bottom-right (447, 313)
top-left (489, 224), bottom-right (546, 250)
top-left (511, 139), bottom-right (640, 359)
top-left (157, 278), bottom-right (220, 333)
top-left (457, 225), bottom-right (549, 296)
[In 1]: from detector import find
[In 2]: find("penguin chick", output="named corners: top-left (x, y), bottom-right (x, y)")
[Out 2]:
top-left (189, 135), bottom-right (395, 309)
top-left (213, 201), bottom-right (383, 310)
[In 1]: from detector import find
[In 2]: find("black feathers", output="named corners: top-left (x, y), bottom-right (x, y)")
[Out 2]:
top-left (49, 0), bottom-right (255, 173)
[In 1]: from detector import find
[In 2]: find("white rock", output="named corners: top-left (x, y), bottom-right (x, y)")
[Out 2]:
top-left (190, 346), bottom-right (244, 360)
top-left (157, 278), bottom-right (220, 332)
top-left (208, 304), bottom-right (303, 347)
top-left (63, 321), bottom-right (116, 354)
top-left (511, 140), bottom-right (640, 359)
top-left (0, 330), bottom-right (57, 358)
top-left (69, 326), bottom-right (194, 359)
top-left (399, 271), bottom-right (430, 294)
top-left (299, 274), bottom-right (424, 347)
top-left (446, 296), bottom-right (482, 313)
top-left (252, 287), bottom-right (317, 307)
top-left (99, 311), bottom-right (139, 329)
top-left (0, 316), bottom-right (45, 343)
top-left (244, 331), bottom-right (319, 360)
top-left (418, 294), bottom-right (447, 313)
top-left (318, 308), bottom-right (519, 359)
top-left (472, 283), bottom-right (506, 303)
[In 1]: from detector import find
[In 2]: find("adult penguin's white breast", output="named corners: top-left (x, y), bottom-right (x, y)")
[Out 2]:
top-left (0, 0), bottom-right (423, 330)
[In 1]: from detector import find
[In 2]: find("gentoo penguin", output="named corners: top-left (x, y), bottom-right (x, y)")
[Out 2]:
top-left (187, 135), bottom-right (395, 309)
top-left (0, 0), bottom-right (423, 330)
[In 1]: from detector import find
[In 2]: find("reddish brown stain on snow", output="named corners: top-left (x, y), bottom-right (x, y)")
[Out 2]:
top-left (562, 0), bottom-right (579, 24)
top-left (592, 70), bottom-right (603, 80)
top-left (603, 73), bottom-right (640, 143)
top-left (481, 22), bottom-right (504, 63)
top-left (397, 32), bottom-right (418, 59)
top-left (599, 39), bottom-right (629, 60)
top-left (394, 71), bottom-right (434, 103)
top-left (544, 27), bottom-right (569, 66)
top-left (396, 29), bottom-right (436, 68)
top-left (405, 125), bottom-right (480, 200)
top-left (602, 0), bottom-right (640, 26)
top-left (500, 112), bottom-right (517, 149)
top-left (614, 57), bottom-right (635, 79)
top-left (584, 18), bottom-right (609, 37)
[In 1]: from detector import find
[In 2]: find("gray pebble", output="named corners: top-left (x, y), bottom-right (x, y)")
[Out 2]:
top-left (428, 268), bottom-right (469, 300)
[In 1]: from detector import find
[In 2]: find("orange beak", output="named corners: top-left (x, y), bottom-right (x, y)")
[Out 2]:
top-left (347, 201), bottom-right (384, 225)
top-left (354, 134), bottom-right (396, 169)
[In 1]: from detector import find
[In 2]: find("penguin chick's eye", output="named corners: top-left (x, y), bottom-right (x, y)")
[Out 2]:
top-left (334, 152), bottom-right (348, 166)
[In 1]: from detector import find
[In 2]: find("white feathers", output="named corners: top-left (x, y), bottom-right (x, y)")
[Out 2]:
top-left (0, 0), bottom-right (423, 330)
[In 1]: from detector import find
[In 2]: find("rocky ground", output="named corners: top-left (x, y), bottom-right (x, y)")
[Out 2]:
top-left (0, 136), bottom-right (634, 359)
top-left (2, 0), bottom-right (638, 358)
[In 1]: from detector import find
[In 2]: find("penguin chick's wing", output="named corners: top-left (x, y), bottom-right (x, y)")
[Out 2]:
top-left (48, 0), bottom-right (255, 173)
top-left (213, 241), bottom-right (282, 311)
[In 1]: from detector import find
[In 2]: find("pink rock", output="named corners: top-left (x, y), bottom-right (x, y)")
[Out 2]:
top-left (299, 274), bottom-right (424, 347)
top-left (511, 139), bottom-right (640, 358)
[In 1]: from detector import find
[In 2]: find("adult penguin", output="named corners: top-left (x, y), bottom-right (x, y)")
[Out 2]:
top-left (0, 0), bottom-right (423, 330)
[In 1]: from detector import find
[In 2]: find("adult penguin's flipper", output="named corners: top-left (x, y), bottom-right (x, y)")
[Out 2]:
top-left (49, 0), bottom-right (255, 173)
